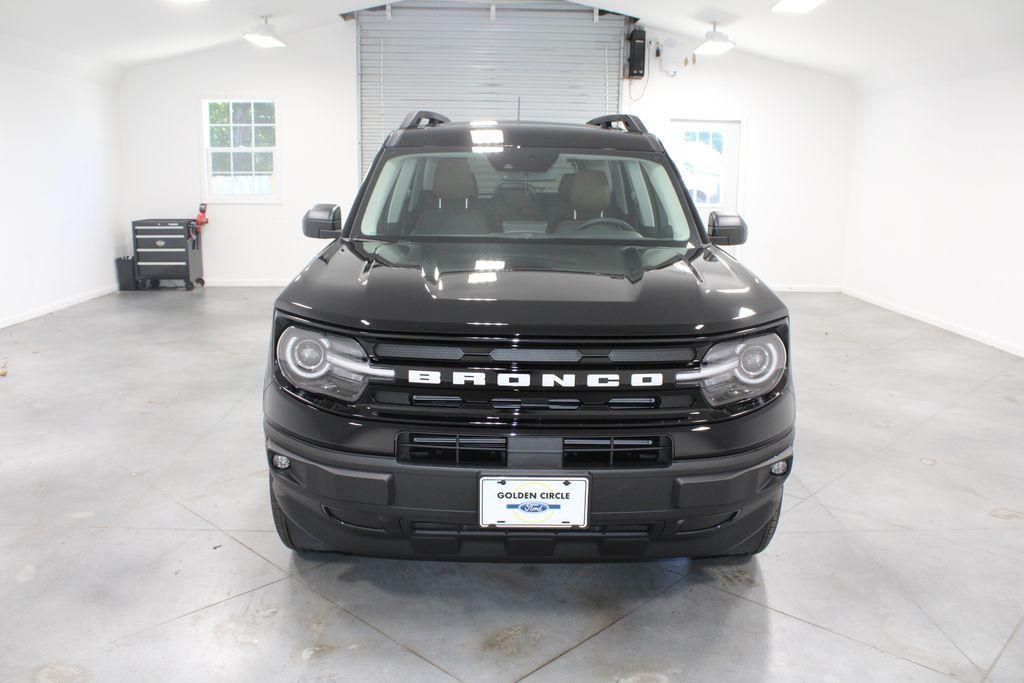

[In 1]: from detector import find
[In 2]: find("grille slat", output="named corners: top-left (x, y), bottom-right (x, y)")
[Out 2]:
top-left (374, 343), bottom-right (464, 361)
top-left (489, 348), bottom-right (583, 363)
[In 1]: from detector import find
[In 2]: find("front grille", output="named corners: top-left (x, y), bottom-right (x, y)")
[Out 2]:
top-left (563, 437), bottom-right (672, 468)
top-left (397, 434), bottom-right (508, 466)
top-left (275, 314), bottom-right (788, 427)
top-left (397, 433), bottom-right (671, 468)
top-left (358, 333), bottom-right (713, 426)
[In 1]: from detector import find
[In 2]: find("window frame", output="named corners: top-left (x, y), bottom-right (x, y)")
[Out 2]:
top-left (199, 98), bottom-right (281, 205)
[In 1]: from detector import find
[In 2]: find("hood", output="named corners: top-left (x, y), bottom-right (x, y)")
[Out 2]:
top-left (276, 240), bottom-right (788, 337)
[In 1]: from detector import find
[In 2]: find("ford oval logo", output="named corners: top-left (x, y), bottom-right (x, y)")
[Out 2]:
top-left (519, 502), bottom-right (549, 514)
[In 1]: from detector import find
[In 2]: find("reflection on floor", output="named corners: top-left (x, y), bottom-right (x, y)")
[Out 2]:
top-left (0, 289), bottom-right (1021, 681)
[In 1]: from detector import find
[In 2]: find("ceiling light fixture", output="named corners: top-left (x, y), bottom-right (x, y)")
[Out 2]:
top-left (694, 22), bottom-right (735, 56)
top-left (770, 0), bottom-right (830, 13)
top-left (243, 16), bottom-right (286, 48)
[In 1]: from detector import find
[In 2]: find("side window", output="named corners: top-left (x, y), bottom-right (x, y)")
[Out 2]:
top-left (204, 101), bottom-right (276, 199)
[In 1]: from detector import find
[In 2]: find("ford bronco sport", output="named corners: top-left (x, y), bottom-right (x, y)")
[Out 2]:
top-left (264, 112), bottom-right (794, 560)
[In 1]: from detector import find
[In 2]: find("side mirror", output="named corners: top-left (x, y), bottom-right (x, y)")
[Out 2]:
top-left (708, 212), bottom-right (747, 246)
top-left (303, 204), bottom-right (343, 239)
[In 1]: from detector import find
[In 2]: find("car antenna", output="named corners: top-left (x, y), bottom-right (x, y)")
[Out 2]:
top-left (516, 96), bottom-right (521, 122)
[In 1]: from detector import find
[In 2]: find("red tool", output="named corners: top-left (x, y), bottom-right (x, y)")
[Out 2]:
top-left (190, 203), bottom-right (208, 249)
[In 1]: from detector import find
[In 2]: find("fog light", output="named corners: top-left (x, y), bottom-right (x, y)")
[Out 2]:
top-left (272, 455), bottom-right (291, 470)
top-left (769, 460), bottom-right (788, 476)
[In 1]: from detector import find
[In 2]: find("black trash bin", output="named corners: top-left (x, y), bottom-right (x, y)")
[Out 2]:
top-left (115, 256), bottom-right (138, 291)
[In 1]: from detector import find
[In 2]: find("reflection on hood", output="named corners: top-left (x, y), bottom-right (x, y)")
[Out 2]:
top-left (352, 240), bottom-right (699, 285)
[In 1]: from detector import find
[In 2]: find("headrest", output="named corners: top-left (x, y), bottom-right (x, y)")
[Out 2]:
top-left (434, 158), bottom-right (478, 202)
top-left (569, 170), bottom-right (610, 213)
top-left (493, 184), bottom-right (531, 211)
top-left (557, 173), bottom-right (577, 201)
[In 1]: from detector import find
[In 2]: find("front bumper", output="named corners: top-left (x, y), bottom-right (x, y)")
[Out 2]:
top-left (264, 414), bottom-right (794, 561)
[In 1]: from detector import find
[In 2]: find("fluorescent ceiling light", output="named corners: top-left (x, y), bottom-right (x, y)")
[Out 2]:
top-left (244, 16), bottom-right (286, 48)
top-left (694, 23), bottom-right (735, 56)
top-left (771, 0), bottom-right (829, 13)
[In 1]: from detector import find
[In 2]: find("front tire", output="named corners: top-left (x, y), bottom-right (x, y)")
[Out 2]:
top-left (269, 475), bottom-right (297, 550)
top-left (269, 474), bottom-right (333, 553)
top-left (732, 499), bottom-right (782, 556)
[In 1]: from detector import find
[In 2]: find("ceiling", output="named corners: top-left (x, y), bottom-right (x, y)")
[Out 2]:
top-left (594, 0), bottom-right (1024, 90)
top-left (0, 0), bottom-right (369, 67)
top-left (2, 0), bottom-right (1023, 90)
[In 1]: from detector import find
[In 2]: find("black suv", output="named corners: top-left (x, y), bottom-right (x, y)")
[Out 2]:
top-left (264, 112), bottom-right (794, 561)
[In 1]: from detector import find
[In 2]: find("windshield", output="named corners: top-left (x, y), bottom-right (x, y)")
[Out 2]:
top-left (355, 150), bottom-right (695, 243)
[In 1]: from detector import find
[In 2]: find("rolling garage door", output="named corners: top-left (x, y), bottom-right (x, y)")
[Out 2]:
top-left (356, 0), bottom-right (629, 174)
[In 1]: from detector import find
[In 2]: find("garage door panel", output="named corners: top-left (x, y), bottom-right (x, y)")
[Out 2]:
top-left (357, 0), bottom-right (627, 174)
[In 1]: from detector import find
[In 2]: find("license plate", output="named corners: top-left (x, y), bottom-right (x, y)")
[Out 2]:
top-left (479, 476), bottom-right (589, 528)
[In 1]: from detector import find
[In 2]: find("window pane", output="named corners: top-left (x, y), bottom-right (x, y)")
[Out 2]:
top-left (254, 175), bottom-right (273, 195)
top-left (209, 176), bottom-right (234, 195)
top-left (231, 102), bottom-right (252, 124)
top-left (232, 152), bottom-right (253, 174)
top-left (211, 152), bottom-right (231, 175)
top-left (208, 102), bottom-right (229, 124)
top-left (232, 175), bottom-right (255, 195)
top-left (254, 126), bottom-right (275, 147)
top-left (680, 129), bottom-right (724, 207)
top-left (254, 152), bottom-right (273, 174)
top-left (209, 125), bottom-right (230, 147)
top-left (232, 125), bottom-right (253, 147)
top-left (254, 102), bottom-right (275, 124)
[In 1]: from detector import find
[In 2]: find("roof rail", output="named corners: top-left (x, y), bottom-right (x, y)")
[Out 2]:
top-left (586, 114), bottom-right (649, 134)
top-left (399, 110), bottom-right (451, 129)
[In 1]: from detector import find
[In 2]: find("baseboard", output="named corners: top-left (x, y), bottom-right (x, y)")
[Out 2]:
top-left (842, 287), bottom-right (1023, 358)
top-left (202, 279), bottom-right (291, 287)
top-left (771, 284), bottom-right (842, 293)
top-left (0, 283), bottom-right (117, 330)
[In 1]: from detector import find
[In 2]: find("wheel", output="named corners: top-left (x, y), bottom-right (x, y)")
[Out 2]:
top-left (269, 474), bottom-right (332, 553)
top-left (195, 278), bottom-right (205, 287)
top-left (269, 474), bottom-right (299, 550)
top-left (148, 278), bottom-right (160, 289)
top-left (185, 282), bottom-right (195, 291)
top-left (729, 499), bottom-right (782, 557)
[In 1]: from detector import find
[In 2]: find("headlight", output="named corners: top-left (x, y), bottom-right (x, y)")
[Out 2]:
top-left (276, 325), bottom-right (394, 402)
top-left (676, 332), bottom-right (786, 407)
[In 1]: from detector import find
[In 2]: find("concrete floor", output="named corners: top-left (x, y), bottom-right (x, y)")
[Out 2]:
top-left (1, 288), bottom-right (1022, 682)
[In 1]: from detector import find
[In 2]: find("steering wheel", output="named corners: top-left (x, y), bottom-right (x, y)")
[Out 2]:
top-left (571, 217), bottom-right (636, 233)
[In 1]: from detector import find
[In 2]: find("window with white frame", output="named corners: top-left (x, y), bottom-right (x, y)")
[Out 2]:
top-left (204, 100), bottom-right (276, 198)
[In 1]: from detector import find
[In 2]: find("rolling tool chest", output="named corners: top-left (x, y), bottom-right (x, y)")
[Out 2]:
top-left (132, 218), bottom-right (204, 290)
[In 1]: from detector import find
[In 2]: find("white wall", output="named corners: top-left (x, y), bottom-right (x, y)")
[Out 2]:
top-left (0, 53), bottom-right (120, 328)
top-left (844, 66), bottom-right (1024, 355)
top-left (117, 21), bottom-right (360, 286)
top-left (623, 31), bottom-right (856, 290)
top-left (118, 21), bottom-right (852, 290)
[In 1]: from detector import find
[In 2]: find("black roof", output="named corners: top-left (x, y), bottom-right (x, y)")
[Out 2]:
top-left (385, 119), bottom-right (665, 153)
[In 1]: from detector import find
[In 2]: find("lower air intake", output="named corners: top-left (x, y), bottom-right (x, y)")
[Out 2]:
top-left (562, 436), bottom-right (672, 468)
top-left (397, 434), bottom-right (507, 466)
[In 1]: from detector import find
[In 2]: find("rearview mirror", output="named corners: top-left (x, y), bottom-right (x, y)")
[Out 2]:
top-left (708, 212), bottom-right (747, 246)
top-left (303, 204), bottom-right (342, 239)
